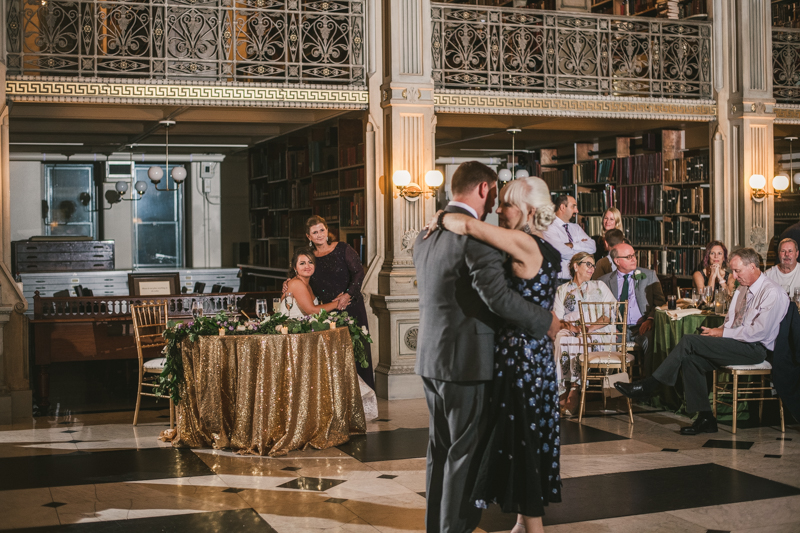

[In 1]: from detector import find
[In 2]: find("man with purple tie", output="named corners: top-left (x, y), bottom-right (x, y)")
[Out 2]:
top-left (543, 195), bottom-right (596, 284)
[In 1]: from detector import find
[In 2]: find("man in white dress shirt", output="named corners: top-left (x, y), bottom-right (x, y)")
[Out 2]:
top-left (616, 248), bottom-right (790, 435)
top-left (765, 238), bottom-right (800, 295)
top-left (543, 195), bottom-right (596, 282)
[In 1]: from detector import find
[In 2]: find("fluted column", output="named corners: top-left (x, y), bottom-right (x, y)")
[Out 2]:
top-left (711, 0), bottom-right (775, 258)
top-left (370, 0), bottom-right (436, 399)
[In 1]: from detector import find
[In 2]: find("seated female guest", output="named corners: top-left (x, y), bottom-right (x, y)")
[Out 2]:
top-left (280, 249), bottom-right (345, 317)
top-left (693, 240), bottom-right (735, 294)
top-left (552, 251), bottom-right (617, 415)
top-left (603, 207), bottom-right (623, 232)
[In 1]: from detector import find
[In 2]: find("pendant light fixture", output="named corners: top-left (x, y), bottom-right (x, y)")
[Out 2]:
top-left (148, 120), bottom-right (188, 191)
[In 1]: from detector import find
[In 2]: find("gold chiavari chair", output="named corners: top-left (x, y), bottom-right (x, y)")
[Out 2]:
top-left (131, 302), bottom-right (173, 428)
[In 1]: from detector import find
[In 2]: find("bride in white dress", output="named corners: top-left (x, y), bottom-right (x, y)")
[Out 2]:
top-left (279, 249), bottom-right (378, 420)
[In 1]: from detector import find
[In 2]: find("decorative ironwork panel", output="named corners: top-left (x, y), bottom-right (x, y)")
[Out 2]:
top-left (774, 29), bottom-right (800, 104)
top-left (431, 3), bottom-right (711, 99)
top-left (6, 0), bottom-right (365, 84)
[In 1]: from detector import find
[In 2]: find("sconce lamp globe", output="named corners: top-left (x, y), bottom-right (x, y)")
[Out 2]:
top-left (773, 174), bottom-right (790, 192)
top-left (115, 181), bottom-right (129, 194)
top-left (498, 169), bottom-right (513, 182)
top-left (424, 170), bottom-right (444, 188)
top-left (171, 166), bottom-right (188, 183)
top-left (148, 166), bottom-right (164, 183)
top-left (515, 169), bottom-right (530, 179)
top-left (749, 174), bottom-right (766, 190)
top-left (134, 181), bottom-right (148, 194)
top-left (392, 170), bottom-right (411, 188)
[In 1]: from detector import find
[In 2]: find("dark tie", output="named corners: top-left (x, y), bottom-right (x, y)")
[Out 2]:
top-left (618, 274), bottom-right (630, 332)
top-left (563, 224), bottom-right (574, 243)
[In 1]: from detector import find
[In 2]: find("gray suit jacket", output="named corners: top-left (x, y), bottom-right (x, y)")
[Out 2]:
top-left (598, 267), bottom-right (666, 321)
top-left (413, 206), bottom-right (553, 382)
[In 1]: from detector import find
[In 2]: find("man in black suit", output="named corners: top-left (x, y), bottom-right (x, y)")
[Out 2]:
top-left (414, 161), bottom-right (559, 533)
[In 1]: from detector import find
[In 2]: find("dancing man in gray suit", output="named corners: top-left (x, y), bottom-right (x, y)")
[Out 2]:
top-left (414, 161), bottom-right (559, 533)
top-left (598, 242), bottom-right (666, 376)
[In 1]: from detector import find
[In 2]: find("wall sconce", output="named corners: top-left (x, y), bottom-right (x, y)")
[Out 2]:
top-left (750, 173), bottom-right (789, 202)
top-left (392, 169), bottom-right (443, 201)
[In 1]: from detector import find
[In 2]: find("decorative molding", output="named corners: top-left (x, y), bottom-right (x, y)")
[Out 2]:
top-left (403, 326), bottom-right (418, 351)
top-left (774, 103), bottom-right (800, 124)
top-left (434, 90), bottom-right (717, 121)
top-left (5, 76), bottom-right (369, 108)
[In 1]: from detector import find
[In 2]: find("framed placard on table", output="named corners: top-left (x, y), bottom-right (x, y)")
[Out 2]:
top-left (128, 272), bottom-right (181, 296)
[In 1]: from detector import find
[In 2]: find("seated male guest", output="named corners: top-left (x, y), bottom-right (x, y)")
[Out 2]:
top-left (765, 238), bottom-right (800, 295)
top-left (616, 248), bottom-right (790, 435)
top-left (543, 195), bottom-right (596, 283)
top-left (598, 243), bottom-right (665, 376)
top-left (592, 228), bottom-right (625, 280)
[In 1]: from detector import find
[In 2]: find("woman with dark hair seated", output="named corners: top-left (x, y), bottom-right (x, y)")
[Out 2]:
top-left (279, 249), bottom-right (345, 317)
top-left (693, 240), bottom-right (735, 294)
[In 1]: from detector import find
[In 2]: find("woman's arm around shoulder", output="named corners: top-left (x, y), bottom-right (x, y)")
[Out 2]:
top-left (448, 214), bottom-right (540, 266)
top-left (286, 278), bottom-right (338, 315)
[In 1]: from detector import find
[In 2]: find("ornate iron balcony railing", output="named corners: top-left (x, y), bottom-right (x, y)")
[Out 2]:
top-left (774, 28), bottom-right (800, 104)
top-left (431, 3), bottom-right (711, 99)
top-left (5, 0), bottom-right (365, 85)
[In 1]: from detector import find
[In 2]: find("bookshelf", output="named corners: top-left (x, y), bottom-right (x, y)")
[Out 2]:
top-left (536, 129), bottom-right (711, 281)
top-left (773, 0), bottom-right (800, 28)
top-left (590, 0), bottom-right (706, 18)
top-left (243, 116), bottom-right (367, 291)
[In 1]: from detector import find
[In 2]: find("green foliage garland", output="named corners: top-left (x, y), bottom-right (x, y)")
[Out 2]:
top-left (156, 310), bottom-right (372, 404)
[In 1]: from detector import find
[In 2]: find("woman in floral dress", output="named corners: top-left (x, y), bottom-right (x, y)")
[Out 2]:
top-left (552, 252), bottom-right (617, 415)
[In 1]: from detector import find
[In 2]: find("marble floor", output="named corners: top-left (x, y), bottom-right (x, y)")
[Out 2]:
top-left (1, 398), bottom-right (799, 533)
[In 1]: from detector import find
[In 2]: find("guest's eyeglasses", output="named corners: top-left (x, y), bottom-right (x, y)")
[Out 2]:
top-left (617, 254), bottom-right (636, 260)
top-left (578, 262), bottom-right (595, 269)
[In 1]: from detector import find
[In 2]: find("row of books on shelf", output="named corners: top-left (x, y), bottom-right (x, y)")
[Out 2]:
top-left (289, 212), bottom-right (309, 240)
top-left (623, 216), bottom-right (710, 246)
top-left (250, 212), bottom-right (289, 239)
top-left (635, 248), bottom-right (703, 277)
top-left (314, 202), bottom-right (339, 223)
top-left (540, 168), bottom-right (572, 192)
top-left (314, 176), bottom-right (339, 198)
top-left (619, 184), bottom-right (662, 214)
top-left (339, 144), bottom-right (365, 168)
top-left (310, 142), bottom-right (339, 174)
top-left (775, 200), bottom-right (800, 218)
top-left (290, 181), bottom-right (312, 209)
top-left (341, 167), bottom-right (365, 189)
top-left (577, 189), bottom-right (615, 215)
top-left (347, 234), bottom-right (366, 264)
top-left (288, 148), bottom-right (310, 179)
top-left (618, 153), bottom-right (663, 185)
top-left (663, 187), bottom-right (709, 215)
top-left (341, 192), bottom-right (365, 227)
top-left (575, 158), bottom-right (616, 184)
top-left (664, 155), bottom-right (709, 183)
top-left (581, 216), bottom-right (605, 238)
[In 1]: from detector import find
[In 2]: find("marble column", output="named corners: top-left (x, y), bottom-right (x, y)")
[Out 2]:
top-left (711, 0), bottom-right (776, 258)
top-left (370, 0), bottom-right (436, 399)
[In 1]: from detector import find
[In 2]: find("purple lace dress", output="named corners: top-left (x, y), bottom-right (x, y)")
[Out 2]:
top-left (309, 242), bottom-right (375, 389)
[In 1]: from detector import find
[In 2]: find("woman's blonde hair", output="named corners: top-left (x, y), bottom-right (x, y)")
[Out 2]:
top-left (569, 251), bottom-right (594, 278)
top-left (605, 207), bottom-right (623, 231)
top-left (500, 176), bottom-right (556, 232)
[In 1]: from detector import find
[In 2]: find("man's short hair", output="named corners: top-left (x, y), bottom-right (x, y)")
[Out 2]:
top-left (554, 195), bottom-right (570, 211)
top-left (450, 161), bottom-right (497, 196)
top-left (779, 237), bottom-right (799, 252)
top-left (604, 228), bottom-right (625, 247)
top-left (730, 247), bottom-right (762, 270)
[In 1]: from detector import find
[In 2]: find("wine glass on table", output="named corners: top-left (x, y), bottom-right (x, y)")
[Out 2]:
top-left (273, 297), bottom-right (281, 314)
top-left (285, 293), bottom-right (295, 315)
top-left (691, 289), bottom-right (699, 308)
top-left (191, 299), bottom-right (204, 319)
top-left (256, 299), bottom-right (268, 321)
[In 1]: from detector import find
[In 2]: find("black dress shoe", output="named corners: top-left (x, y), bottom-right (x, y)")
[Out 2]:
top-left (614, 380), bottom-right (652, 401)
top-left (679, 415), bottom-right (718, 435)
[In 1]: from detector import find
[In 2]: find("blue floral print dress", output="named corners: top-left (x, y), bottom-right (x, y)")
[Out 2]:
top-left (471, 235), bottom-right (562, 517)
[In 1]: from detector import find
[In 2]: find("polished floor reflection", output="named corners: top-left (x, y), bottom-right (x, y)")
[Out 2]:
top-left (1, 397), bottom-right (799, 532)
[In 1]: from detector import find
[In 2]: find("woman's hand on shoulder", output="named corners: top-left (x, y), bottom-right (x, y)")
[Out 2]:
top-left (423, 210), bottom-right (445, 239)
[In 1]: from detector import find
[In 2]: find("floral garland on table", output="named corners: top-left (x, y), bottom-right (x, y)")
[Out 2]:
top-left (156, 309), bottom-right (372, 404)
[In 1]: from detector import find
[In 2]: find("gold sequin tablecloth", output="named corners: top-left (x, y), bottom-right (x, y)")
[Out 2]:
top-left (171, 328), bottom-right (366, 456)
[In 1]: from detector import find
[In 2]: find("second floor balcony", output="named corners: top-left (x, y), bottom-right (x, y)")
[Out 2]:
top-left (5, 0), bottom-right (366, 85)
top-left (431, 2), bottom-right (712, 100)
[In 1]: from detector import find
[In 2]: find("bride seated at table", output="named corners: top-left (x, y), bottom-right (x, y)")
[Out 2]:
top-left (279, 248), bottom-right (378, 420)
top-left (279, 249), bottom-right (346, 317)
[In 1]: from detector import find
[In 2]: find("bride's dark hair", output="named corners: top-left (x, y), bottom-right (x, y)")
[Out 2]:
top-left (290, 249), bottom-right (316, 278)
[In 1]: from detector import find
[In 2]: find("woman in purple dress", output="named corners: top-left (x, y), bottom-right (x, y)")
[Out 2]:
top-left (305, 215), bottom-right (375, 389)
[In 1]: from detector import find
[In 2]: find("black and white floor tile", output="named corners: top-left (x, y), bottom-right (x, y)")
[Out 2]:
top-left (1, 397), bottom-right (798, 532)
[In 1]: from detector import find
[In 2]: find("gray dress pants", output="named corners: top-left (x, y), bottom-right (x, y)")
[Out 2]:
top-left (422, 377), bottom-right (488, 533)
top-left (652, 334), bottom-right (767, 413)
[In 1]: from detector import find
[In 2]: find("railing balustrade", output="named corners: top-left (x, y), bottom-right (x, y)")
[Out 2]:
top-left (6, 0), bottom-right (365, 84)
top-left (431, 3), bottom-right (712, 99)
top-left (774, 28), bottom-right (800, 104)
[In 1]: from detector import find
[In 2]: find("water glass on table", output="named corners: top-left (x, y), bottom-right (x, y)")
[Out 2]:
top-left (255, 299), bottom-right (268, 321)
top-left (191, 299), bottom-right (204, 319)
top-left (273, 298), bottom-right (281, 314)
top-left (691, 288), bottom-right (699, 308)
